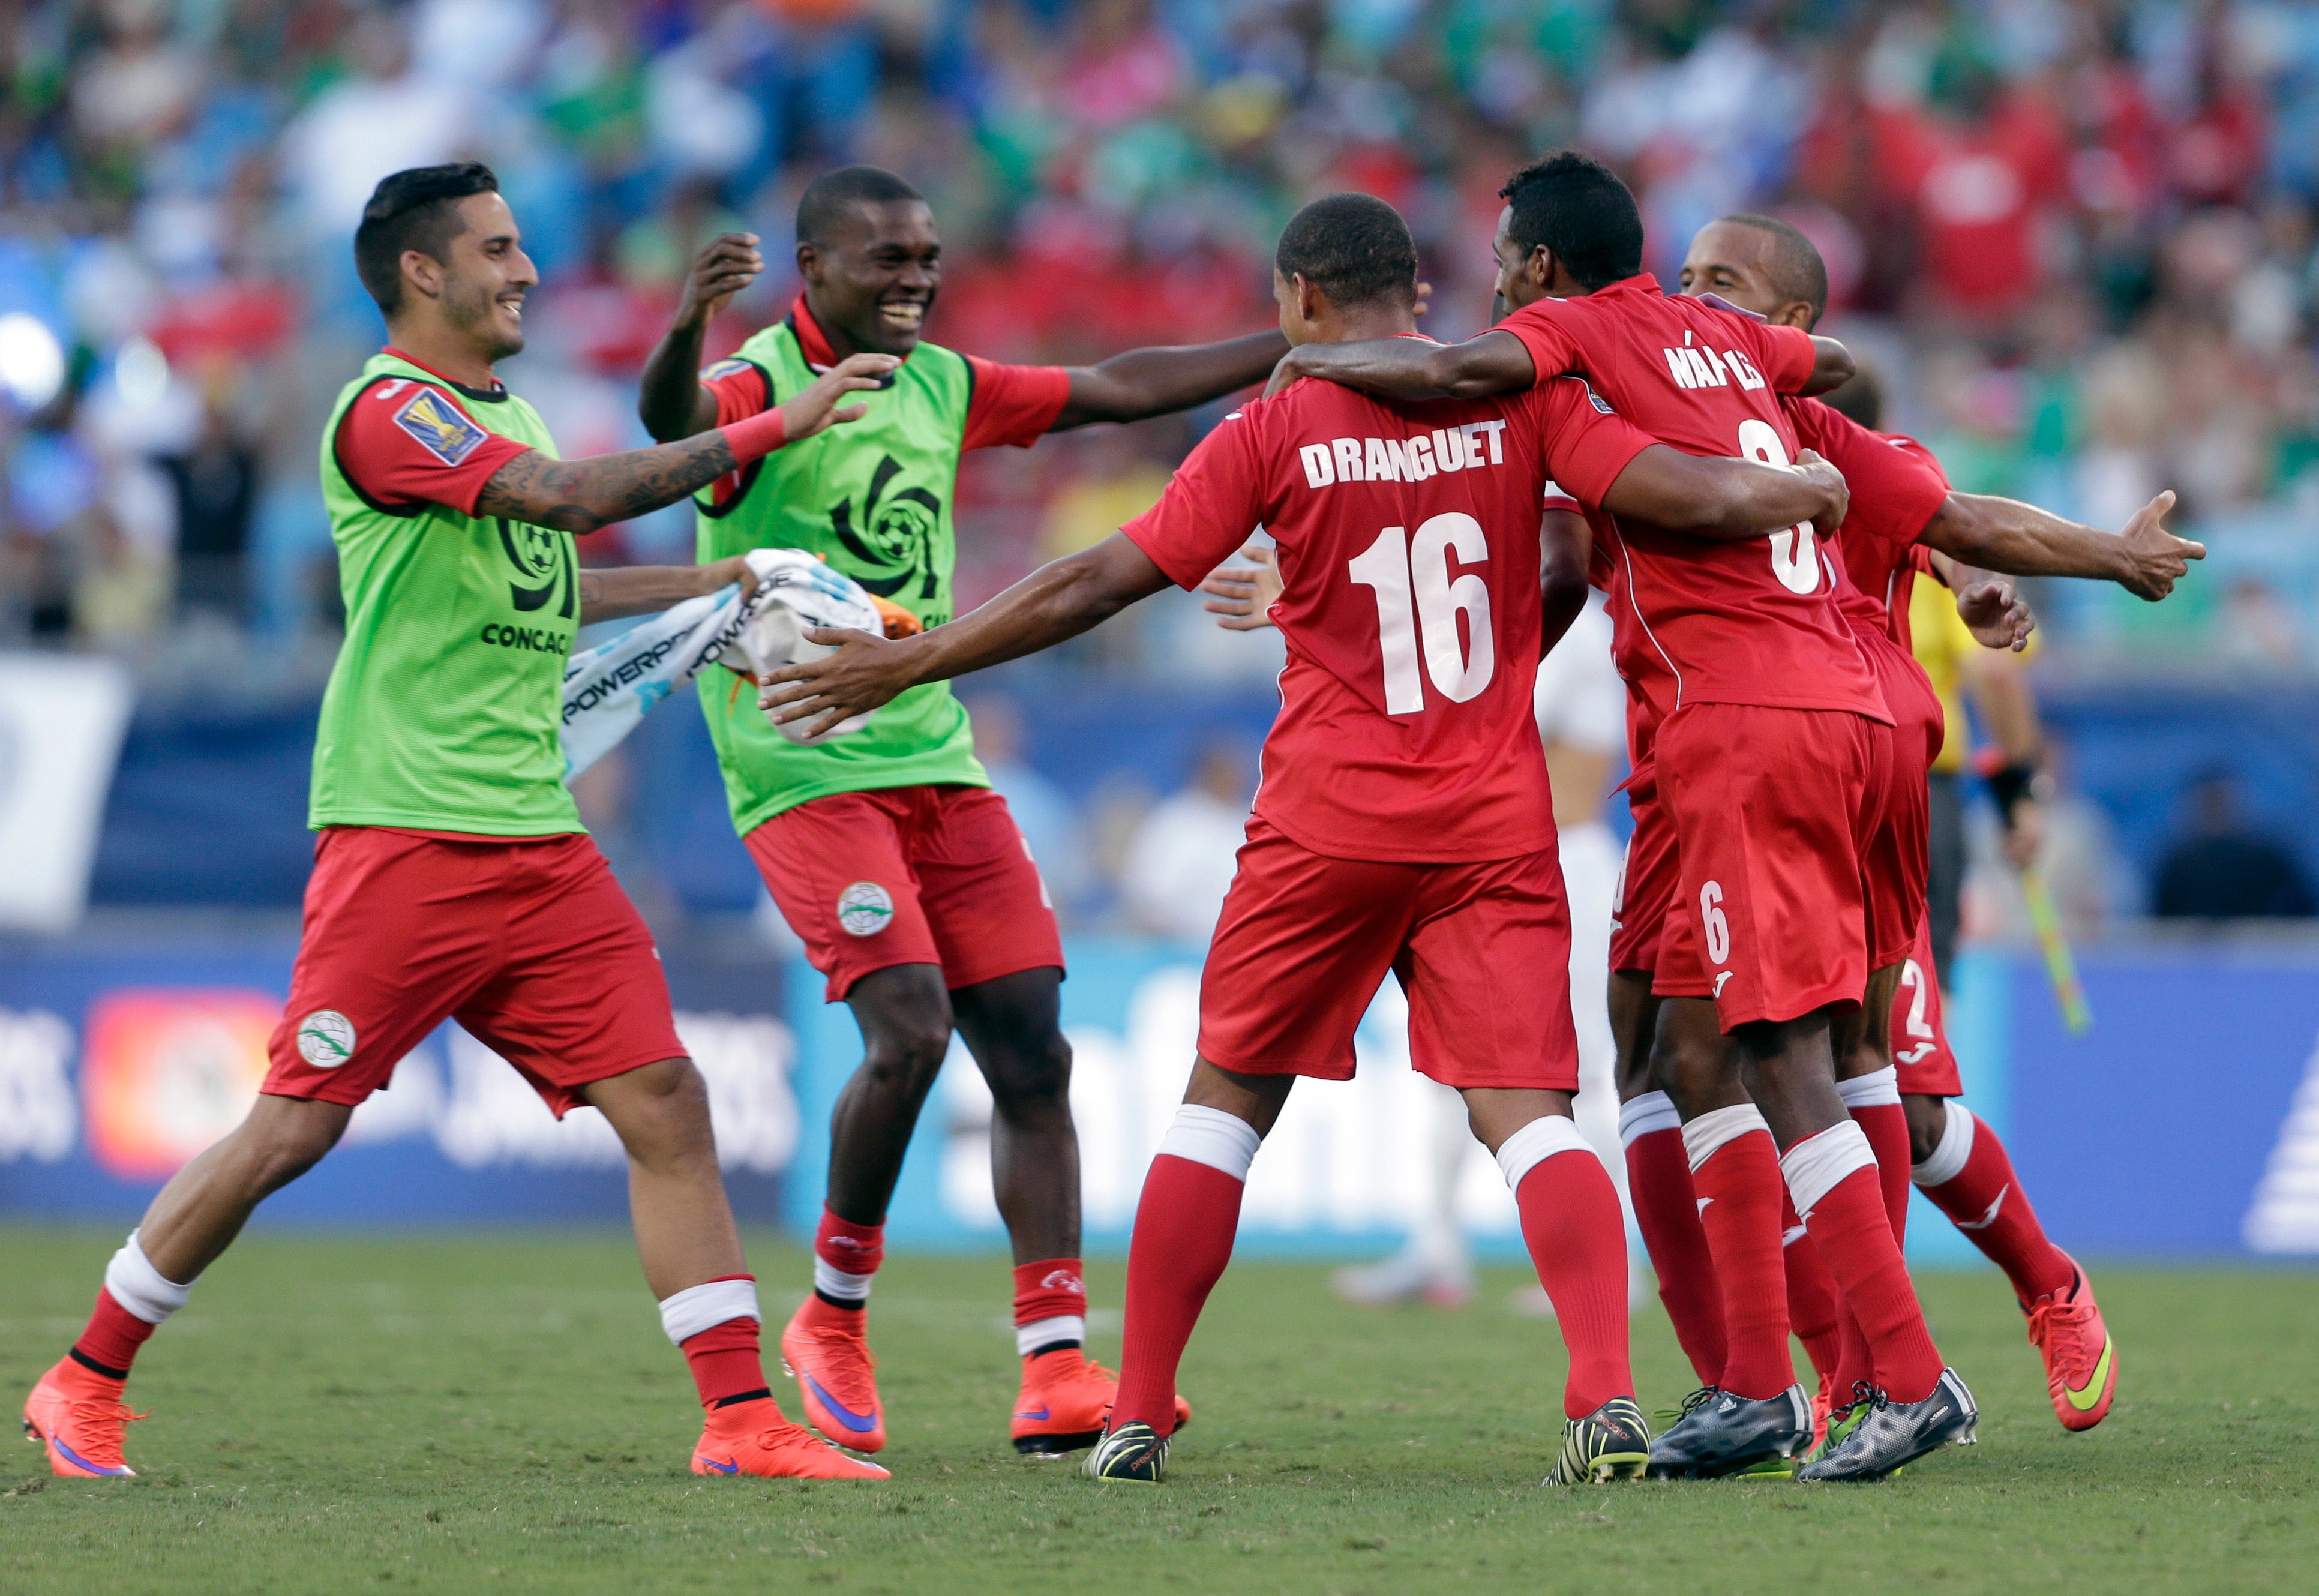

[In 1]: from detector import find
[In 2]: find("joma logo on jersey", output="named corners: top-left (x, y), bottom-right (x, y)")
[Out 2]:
top-left (497, 517), bottom-right (576, 621)
top-left (831, 454), bottom-right (942, 601)
top-left (1299, 419), bottom-right (1508, 490)
top-left (1661, 333), bottom-right (1767, 392)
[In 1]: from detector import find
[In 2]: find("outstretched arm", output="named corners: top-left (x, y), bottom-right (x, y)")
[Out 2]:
top-left (481, 353), bottom-right (894, 534)
top-left (761, 532), bottom-right (1173, 738)
top-left (578, 556), bottom-right (751, 625)
top-left (1048, 331), bottom-right (1290, 430)
top-left (638, 232), bottom-right (765, 442)
top-left (1922, 489), bottom-right (2200, 600)
top-left (1598, 444), bottom-right (1850, 539)
top-left (1267, 328), bottom-right (1537, 401)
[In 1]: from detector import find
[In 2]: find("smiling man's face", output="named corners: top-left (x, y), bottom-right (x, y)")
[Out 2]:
top-left (800, 199), bottom-right (943, 359)
top-left (431, 191), bottom-right (536, 361)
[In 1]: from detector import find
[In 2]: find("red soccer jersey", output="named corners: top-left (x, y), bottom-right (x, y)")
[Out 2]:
top-left (1497, 275), bottom-right (1888, 726)
top-left (1786, 397), bottom-right (1952, 647)
top-left (1122, 366), bottom-right (1654, 863)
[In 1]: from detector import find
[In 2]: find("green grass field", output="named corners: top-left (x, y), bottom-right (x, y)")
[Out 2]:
top-left (2, 1226), bottom-right (2312, 1595)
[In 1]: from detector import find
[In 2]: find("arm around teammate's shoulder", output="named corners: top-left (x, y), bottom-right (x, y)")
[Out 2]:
top-left (479, 353), bottom-right (896, 534)
top-left (1598, 443), bottom-right (1849, 539)
top-left (1265, 328), bottom-right (1536, 401)
top-left (1048, 329), bottom-right (1289, 430)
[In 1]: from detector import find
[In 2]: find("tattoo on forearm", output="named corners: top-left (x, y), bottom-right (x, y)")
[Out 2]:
top-left (477, 433), bottom-right (739, 533)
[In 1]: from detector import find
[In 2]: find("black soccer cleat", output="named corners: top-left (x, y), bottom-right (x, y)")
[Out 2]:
top-left (1083, 1420), bottom-right (1168, 1484)
top-left (1796, 1367), bottom-right (1978, 1482)
top-left (1543, 1397), bottom-right (1651, 1485)
top-left (1646, 1383), bottom-right (1813, 1479)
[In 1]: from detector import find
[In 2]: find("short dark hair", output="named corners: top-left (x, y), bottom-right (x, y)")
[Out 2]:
top-left (796, 165), bottom-right (926, 246)
top-left (354, 163), bottom-right (500, 316)
top-left (1500, 150), bottom-right (1643, 292)
top-left (1721, 212), bottom-right (1829, 324)
top-left (1274, 193), bottom-right (1419, 310)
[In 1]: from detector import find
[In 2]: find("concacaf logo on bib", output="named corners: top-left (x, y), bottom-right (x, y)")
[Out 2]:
top-left (836, 882), bottom-right (895, 937)
top-left (296, 1009), bottom-right (357, 1068)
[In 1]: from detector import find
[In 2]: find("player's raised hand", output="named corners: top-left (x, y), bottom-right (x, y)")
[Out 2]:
top-left (1956, 575), bottom-right (2036, 652)
top-left (2114, 490), bottom-right (2202, 601)
top-left (679, 232), bottom-right (764, 329)
top-left (778, 352), bottom-right (901, 442)
top-left (1200, 544), bottom-right (1282, 630)
top-left (1794, 448), bottom-right (1849, 532)
top-left (758, 627), bottom-right (916, 739)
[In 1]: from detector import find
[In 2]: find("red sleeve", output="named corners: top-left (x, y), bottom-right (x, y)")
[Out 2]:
top-left (334, 379), bottom-right (532, 516)
top-left (1119, 411), bottom-right (1265, 589)
top-left (1494, 299), bottom-right (1575, 383)
top-left (1527, 379), bottom-right (1657, 512)
top-left (962, 358), bottom-right (1072, 451)
top-left (700, 357), bottom-right (772, 427)
top-left (1753, 322), bottom-right (1818, 394)
top-left (1788, 399), bottom-right (1948, 545)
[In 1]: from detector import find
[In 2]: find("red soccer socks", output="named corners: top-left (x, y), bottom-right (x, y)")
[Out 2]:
top-left (1681, 1105), bottom-right (1795, 1401)
top-left (1780, 1187), bottom-right (1843, 1386)
top-left (1012, 1257), bottom-right (1089, 1356)
top-left (1620, 1093), bottom-right (1728, 1387)
top-left (67, 1232), bottom-right (192, 1384)
top-left (1781, 1121), bottom-right (1945, 1405)
top-left (1499, 1117), bottom-right (1633, 1420)
top-left (659, 1275), bottom-right (775, 1410)
top-left (813, 1208), bottom-right (886, 1307)
top-left (1112, 1106), bottom-right (1261, 1437)
top-left (1912, 1100), bottom-right (2075, 1305)
top-left (1837, 1067), bottom-right (1913, 1245)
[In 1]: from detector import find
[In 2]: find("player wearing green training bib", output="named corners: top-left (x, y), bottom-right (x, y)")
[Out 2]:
top-left (638, 164), bottom-right (1288, 1460)
top-left (24, 163), bottom-right (899, 1488)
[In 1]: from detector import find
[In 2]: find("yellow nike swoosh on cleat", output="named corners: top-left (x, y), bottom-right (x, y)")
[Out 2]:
top-left (2063, 1339), bottom-right (2115, 1411)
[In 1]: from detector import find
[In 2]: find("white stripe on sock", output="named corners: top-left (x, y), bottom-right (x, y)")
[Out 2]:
top-left (1836, 1066), bottom-right (1901, 1108)
top-left (658, 1277), bottom-right (761, 1345)
top-left (1495, 1114), bottom-right (1594, 1190)
top-left (1779, 1120), bottom-right (1879, 1220)
top-left (1912, 1099), bottom-right (1976, 1187)
top-left (1016, 1314), bottom-right (1085, 1357)
top-left (1618, 1090), bottom-right (1682, 1147)
top-left (812, 1258), bottom-right (875, 1303)
top-left (1156, 1104), bottom-right (1262, 1181)
top-left (103, 1231), bottom-right (193, 1325)
top-left (1681, 1103), bottom-right (1771, 1173)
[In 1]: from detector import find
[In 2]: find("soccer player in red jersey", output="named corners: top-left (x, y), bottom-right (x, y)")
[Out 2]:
top-left (1673, 213), bottom-right (2200, 1436)
top-left (1272, 152), bottom-right (1984, 1480)
top-left (759, 193), bottom-right (1851, 1486)
top-left (21, 164), bottom-right (896, 1484)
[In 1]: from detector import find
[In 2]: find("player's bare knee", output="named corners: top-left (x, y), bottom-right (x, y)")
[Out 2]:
top-left (982, 1031), bottom-right (1072, 1120)
top-left (596, 1057), bottom-right (719, 1168)
top-left (1904, 1093), bottom-right (1950, 1165)
top-left (238, 1096), bottom-right (350, 1190)
top-left (862, 1018), bottom-right (953, 1093)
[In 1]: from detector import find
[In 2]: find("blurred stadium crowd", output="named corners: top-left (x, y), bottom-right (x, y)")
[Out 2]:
top-left (5, 0), bottom-right (2319, 928)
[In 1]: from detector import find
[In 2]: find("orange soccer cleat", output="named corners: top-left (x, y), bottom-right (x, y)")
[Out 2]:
top-left (2026, 1253), bottom-right (2117, 1432)
top-left (1010, 1346), bottom-right (1192, 1456)
top-left (691, 1399), bottom-right (889, 1480)
top-left (781, 1298), bottom-right (886, 1453)
top-left (23, 1360), bottom-right (143, 1479)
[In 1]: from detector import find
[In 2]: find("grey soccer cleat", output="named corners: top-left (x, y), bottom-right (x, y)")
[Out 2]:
top-left (1646, 1384), bottom-right (1813, 1479)
top-left (1796, 1367), bottom-right (1978, 1482)
top-left (1084, 1420), bottom-right (1169, 1484)
top-left (1543, 1397), bottom-right (1651, 1485)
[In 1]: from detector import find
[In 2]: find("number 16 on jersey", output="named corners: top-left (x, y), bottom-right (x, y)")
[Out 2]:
top-left (1349, 512), bottom-right (1498, 714)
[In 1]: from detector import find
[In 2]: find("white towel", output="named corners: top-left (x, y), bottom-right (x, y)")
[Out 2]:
top-left (560, 548), bottom-right (884, 779)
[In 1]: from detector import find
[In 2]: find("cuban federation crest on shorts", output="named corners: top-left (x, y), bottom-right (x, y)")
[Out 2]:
top-left (836, 882), bottom-right (895, 937)
top-left (296, 1009), bottom-right (357, 1068)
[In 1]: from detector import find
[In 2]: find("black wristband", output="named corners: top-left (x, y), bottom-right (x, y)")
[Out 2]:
top-left (1984, 762), bottom-right (2048, 824)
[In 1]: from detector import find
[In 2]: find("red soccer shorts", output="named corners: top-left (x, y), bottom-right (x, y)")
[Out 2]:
top-left (1198, 817), bottom-right (1579, 1090)
top-left (1858, 629), bottom-right (1945, 973)
top-left (1609, 778), bottom-right (1681, 979)
top-left (1657, 703), bottom-right (1888, 1031)
top-left (262, 827), bottom-right (684, 1115)
top-left (1890, 913), bottom-right (1964, 1096)
top-left (747, 784), bottom-right (1063, 1002)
